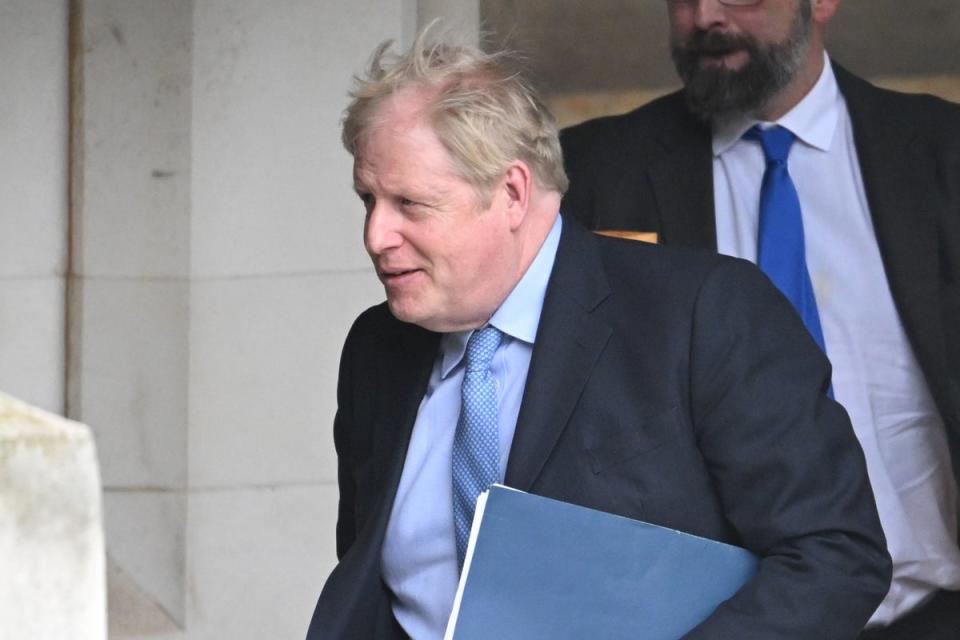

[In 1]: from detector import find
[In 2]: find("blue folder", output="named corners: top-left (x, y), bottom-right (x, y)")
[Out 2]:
top-left (445, 485), bottom-right (758, 639)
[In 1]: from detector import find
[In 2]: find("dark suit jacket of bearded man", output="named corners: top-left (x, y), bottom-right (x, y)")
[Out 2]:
top-left (559, 63), bottom-right (960, 491)
top-left (307, 216), bottom-right (891, 639)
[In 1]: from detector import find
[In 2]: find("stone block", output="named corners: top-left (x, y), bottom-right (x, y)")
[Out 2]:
top-left (0, 392), bottom-right (106, 640)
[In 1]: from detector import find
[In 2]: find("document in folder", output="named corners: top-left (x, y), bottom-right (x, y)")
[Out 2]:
top-left (445, 485), bottom-right (759, 640)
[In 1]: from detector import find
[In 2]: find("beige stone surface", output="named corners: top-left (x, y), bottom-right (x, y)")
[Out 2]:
top-left (73, 1), bottom-right (410, 637)
top-left (0, 392), bottom-right (106, 640)
top-left (873, 74), bottom-right (960, 104)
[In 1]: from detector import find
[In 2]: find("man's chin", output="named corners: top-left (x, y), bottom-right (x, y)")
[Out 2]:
top-left (386, 298), bottom-right (420, 325)
top-left (386, 298), bottom-right (443, 331)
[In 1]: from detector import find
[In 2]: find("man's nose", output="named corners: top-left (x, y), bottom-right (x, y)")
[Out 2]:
top-left (693, 0), bottom-right (730, 30)
top-left (364, 202), bottom-right (403, 256)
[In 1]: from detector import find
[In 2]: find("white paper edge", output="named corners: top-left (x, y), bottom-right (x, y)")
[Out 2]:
top-left (443, 486), bottom-right (493, 639)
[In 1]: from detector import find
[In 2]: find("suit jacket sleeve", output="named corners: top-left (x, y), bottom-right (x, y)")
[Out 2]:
top-left (680, 258), bottom-right (891, 638)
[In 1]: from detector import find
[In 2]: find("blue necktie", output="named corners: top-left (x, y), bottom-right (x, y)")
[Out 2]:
top-left (452, 326), bottom-right (503, 569)
top-left (745, 125), bottom-right (828, 356)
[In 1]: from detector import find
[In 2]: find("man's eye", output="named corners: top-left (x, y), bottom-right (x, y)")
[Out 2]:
top-left (358, 192), bottom-right (374, 209)
top-left (400, 198), bottom-right (418, 207)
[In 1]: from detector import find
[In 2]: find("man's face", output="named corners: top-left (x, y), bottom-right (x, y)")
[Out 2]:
top-left (668, 0), bottom-right (813, 119)
top-left (353, 91), bottom-right (519, 333)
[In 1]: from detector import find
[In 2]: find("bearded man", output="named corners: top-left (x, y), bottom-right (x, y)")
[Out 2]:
top-left (561, 1), bottom-right (960, 638)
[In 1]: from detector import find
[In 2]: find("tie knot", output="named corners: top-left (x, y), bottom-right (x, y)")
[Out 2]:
top-left (464, 326), bottom-right (502, 372)
top-left (744, 124), bottom-right (795, 164)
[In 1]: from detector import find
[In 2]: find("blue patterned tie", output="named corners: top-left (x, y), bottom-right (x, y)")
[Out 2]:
top-left (452, 326), bottom-right (503, 569)
top-left (745, 125), bottom-right (828, 356)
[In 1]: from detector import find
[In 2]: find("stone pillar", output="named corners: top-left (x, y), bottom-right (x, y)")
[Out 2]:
top-left (0, 392), bottom-right (106, 640)
top-left (73, 1), bottom-right (191, 633)
top-left (419, 0), bottom-right (479, 35)
top-left (69, 1), bottom-right (482, 637)
top-left (0, 1), bottom-right (69, 414)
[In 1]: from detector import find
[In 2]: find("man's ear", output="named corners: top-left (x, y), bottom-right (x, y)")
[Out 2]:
top-left (811, 0), bottom-right (840, 26)
top-left (501, 161), bottom-right (532, 230)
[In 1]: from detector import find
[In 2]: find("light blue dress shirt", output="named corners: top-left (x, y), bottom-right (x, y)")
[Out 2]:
top-left (380, 215), bottom-right (563, 640)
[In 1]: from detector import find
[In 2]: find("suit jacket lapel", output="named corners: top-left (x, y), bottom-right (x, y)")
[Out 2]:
top-left (645, 94), bottom-right (717, 250)
top-left (505, 221), bottom-right (613, 490)
top-left (836, 65), bottom-right (947, 382)
top-left (366, 322), bottom-right (440, 543)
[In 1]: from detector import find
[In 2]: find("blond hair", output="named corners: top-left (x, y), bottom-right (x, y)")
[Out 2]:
top-left (342, 26), bottom-right (568, 201)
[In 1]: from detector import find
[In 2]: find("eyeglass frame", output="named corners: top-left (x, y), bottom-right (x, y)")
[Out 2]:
top-left (666, 0), bottom-right (763, 7)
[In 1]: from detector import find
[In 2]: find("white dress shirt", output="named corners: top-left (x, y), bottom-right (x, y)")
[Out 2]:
top-left (380, 216), bottom-right (562, 639)
top-left (712, 54), bottom-right (960, 625)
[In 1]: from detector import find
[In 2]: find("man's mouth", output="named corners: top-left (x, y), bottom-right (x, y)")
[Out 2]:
top-left (379, 267), bottom-right (422, 284)
top-left (696, 47), bottom-right (748, 68)
top-left (680, 30), bottom-right (755, 70)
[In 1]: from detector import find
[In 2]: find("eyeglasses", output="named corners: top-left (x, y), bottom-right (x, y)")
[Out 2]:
top-left (666, 0), bottom-right (762, 6)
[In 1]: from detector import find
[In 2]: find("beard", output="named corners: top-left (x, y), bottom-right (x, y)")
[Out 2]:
top-left (670, 2), bottom-right (812, 120)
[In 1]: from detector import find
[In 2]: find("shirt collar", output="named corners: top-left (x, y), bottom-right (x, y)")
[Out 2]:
top-left (438, 215), bottom-right (563, 378)
top-left (712, 52), bottom-right (841, 156)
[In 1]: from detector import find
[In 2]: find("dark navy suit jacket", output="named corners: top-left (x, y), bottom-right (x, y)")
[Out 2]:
top-left (307, 218), bottom-right (890, 639)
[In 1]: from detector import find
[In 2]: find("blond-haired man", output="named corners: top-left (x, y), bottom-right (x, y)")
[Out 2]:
top-left (309, 28), bottom-right (889, 639)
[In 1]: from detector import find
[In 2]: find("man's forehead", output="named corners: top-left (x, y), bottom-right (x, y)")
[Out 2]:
top-left (353, 111), bottom-right (454, 178)
top-left (352, 129), bottom-right (458, 195)
top-left (355, 96), bottom-right (431, 159)
top-left (352, 123), bottom-right (425, 178)
top-left (375, 86), bottom-right (436, 131)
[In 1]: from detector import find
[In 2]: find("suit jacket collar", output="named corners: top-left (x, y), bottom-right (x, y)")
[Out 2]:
top-left (640, 91), bottom-right (717, 250)
top-left (645, 70), bottom-right (944, 370)
top-left (638, 64), bottom-right (938, 262)
top-left (505, 219), bottom-right (613, 489)
top-left (365, 218), bottom-right (612, 514)
top-left (365, 319), bottom-right (439, 548)
top-left (833, 63), bottom-right (935, 286)
top-left (360, 219), bottom-right (613, 522)
top-left (649, 64), bottom-right (949, 427)
top-left (832, 63), bottom-right (948, 410)
top-left (833, 64), bottom-right (937, 286)
top-left (354, 221), bottom-right (614, 572)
